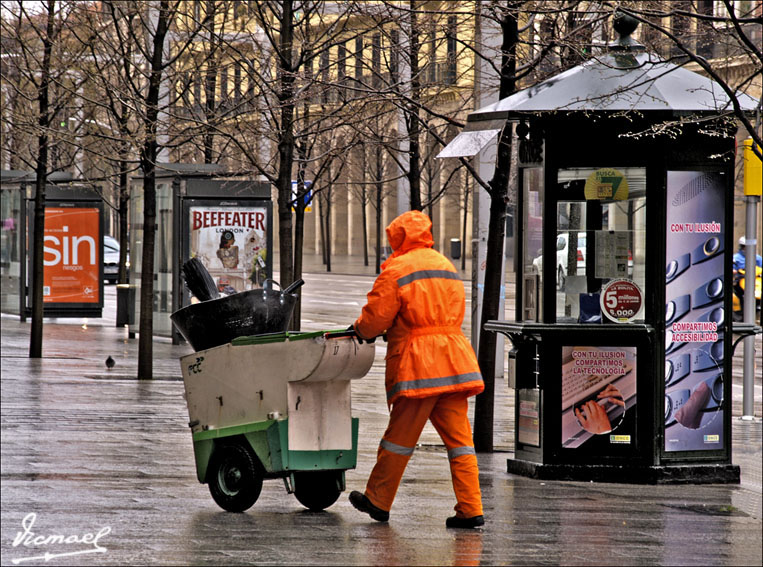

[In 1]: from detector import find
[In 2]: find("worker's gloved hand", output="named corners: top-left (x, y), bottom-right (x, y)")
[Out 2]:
top-left (349, 324), bottom-right (378, 344)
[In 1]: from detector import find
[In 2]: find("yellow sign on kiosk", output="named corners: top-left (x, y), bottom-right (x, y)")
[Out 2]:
top-left (742, 138), bottom-right (762, 196)
top-left (584, 168), bottom-right (629, 200)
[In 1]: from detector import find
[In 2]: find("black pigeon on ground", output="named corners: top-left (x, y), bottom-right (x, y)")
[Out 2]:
top-left (105, 356), bottom-right (115, 369)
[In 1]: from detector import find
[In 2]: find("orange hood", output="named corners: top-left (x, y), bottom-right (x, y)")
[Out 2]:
top-left (383, 211), bottom-right (434, 268)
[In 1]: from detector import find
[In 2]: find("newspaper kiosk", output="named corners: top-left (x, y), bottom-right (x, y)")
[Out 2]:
top-left (443, 16), bottom-right (759, 482)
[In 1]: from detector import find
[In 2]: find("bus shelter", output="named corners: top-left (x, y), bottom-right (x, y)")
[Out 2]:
top-left (127, 164), bottom-right (271, 343)
top-left (1, 171), bottom-right (104, 319)
top-left (441, 18), bottom-right (759, 482)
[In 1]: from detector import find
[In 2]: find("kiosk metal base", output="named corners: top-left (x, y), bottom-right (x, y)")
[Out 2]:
top-left (507, 458), bottom-right (740, 484)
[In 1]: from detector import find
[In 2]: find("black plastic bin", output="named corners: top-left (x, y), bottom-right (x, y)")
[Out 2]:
top-left (450, 238), bottom-right (462, 260)
top-left (171, 287), bottom-right (298, 351)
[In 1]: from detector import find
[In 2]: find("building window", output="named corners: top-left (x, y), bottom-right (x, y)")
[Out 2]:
top-left (697, 0), bottom-right (714, 59)
top-left (338, 41), bottom-right (347, 99)
top-left (234, 62), bottom-right (242, 102)
top-left (194, 72), bottom-right (202, 106)
top-left (566, 11), bottom-right (593, 65)
top-left (246, 59), bottom-right (255, 105)
top-left (321, 49), bottom-right (330, 103)
top-left (355, 36), bottom-right (363, 84)
top-left (220, 67), bottom-right (228, 105)
top-left (446, 15), bottom-right (457, 84)
top-left (670, 0), bottom-right (692, 55)
top-left (734, 0), bottom-right (755, 17)
top-left (427, 18), bottom-right (437, 83)
top-left (372, 33), bottom-right (381, 87)
top-left (390, 29), bottom-right (399, 84)
top-left (538, 17), bottom-right (557, 76)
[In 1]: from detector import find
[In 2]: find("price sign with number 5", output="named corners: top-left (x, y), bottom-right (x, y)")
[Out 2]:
top-left (600, 279), bottom-right (643, 323)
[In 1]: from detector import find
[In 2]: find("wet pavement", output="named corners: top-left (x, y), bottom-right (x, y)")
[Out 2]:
top-left (1, 256), bottom-right (761, 566)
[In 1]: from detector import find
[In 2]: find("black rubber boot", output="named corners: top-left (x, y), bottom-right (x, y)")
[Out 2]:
top-left (446, 515), bottom-right (485, 529)
top-left (349, 491), bottom-right (389, 522)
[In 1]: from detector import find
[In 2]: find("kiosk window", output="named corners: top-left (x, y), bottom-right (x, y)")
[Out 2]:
top-left (555, 167), bottom-right (646, 322)
top-left (523, 167), bottom-right (544, 321)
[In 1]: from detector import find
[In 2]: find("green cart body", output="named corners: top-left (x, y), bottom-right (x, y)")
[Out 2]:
top-left (179, 330), bottom-right (375, 512)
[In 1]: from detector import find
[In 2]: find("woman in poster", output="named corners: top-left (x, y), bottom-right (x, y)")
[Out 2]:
top-left (216, 230), bottom-right (239, 269)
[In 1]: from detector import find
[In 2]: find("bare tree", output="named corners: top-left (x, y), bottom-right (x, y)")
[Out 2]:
top-left (85, 0), bottom-right (180, 379)
top-left (620, 1), bottom-right (762, 155)
top-left (0, 0), bottom-right (92, 357)
top-left (348, 141), bottom-right (371, 266)
top-left (170, 1), bottom-right (384, 300)
top-left (471, 2), bottom-right (521, 452)
top-left (28, 0), bottom-right (57, 358)
top-left (179, 1), bottom-right (362, 289)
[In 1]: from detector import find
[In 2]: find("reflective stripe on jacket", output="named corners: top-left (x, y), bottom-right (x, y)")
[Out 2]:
top-left (354, 211), bottom-right (484, 405)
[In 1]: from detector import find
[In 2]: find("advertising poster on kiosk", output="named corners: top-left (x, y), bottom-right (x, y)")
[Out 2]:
top-left (188, 205), bottom-right (268, 293)
top-left (664, 171), bottom-right (726, 452)
top-left (561, 346), bottom-right (637, 449)
top-left (42, 206), bottom-right (100, 304)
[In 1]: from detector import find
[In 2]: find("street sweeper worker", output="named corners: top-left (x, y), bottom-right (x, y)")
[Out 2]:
top-left (348, 210), bottom-right (485, 529)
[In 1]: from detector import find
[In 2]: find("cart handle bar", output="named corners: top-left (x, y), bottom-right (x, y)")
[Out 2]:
top-left (325, 328), bottom-right (387, 345)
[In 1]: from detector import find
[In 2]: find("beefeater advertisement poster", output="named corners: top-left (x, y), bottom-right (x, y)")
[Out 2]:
top-left (188, 206), bottom-right (268, 293)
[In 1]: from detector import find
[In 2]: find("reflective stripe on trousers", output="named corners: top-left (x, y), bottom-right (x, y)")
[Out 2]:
top-left (364, 393), bottom-right (482, 518)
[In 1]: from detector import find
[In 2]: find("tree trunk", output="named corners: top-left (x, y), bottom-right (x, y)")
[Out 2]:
top-left (276, 0), bottom-right (296, 289)
top-left (473, 145), bottom-right (509, 452)
top-left (319, 191), bottom-right (327, 265)
top-left (137, 0), bottom-right (171, 380)
top-left (375, 141), bottom-right (384, 274)
top-left (291, 101), bottom-right (311, 331)
top-left (203, 0), bottom-right (218, 163)
top-left (117, 143), bottom-right (130, 285)
top-left (407, 0), bottom-right (421, 211)
top-left (473, 7), bottom-right (519, 452)
top-left (361, 145), bottom-right (369, 267)
top-left (292, 203), bottom-right (304, 331)
top-left (29, 0), bottom-right (56, 359)
top-left (462, 172), bottom-right (469, 272)
top-left (325, 177), bottom-right (332, 273)
top-left (137, 160), bottom-right (157, 380)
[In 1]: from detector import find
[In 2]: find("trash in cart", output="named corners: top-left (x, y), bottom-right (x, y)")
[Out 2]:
top-left (173, 257), bottom-right (305, 351)
top-left (177, 328), bottom-right (375, 512)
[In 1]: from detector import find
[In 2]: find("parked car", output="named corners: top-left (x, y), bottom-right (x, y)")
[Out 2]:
top-left (533, 231), bottom-right (634, 289)
top-left (532, 232), bottom-right (586, 289)
top-left (103, 235), bottom-right (128, 284)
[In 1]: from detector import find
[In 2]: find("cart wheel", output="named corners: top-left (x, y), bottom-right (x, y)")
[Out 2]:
top-left (207, 443), bottom-right (263, 512)
top-left (293, 470), bottom-right (342, 511)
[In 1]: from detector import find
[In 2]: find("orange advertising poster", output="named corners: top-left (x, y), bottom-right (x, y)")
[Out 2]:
top-left (43, 207), bottom-right (100, 304)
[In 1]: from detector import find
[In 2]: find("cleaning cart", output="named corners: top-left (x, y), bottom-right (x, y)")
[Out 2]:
top-left (177, 329), bottom-right (375, 512)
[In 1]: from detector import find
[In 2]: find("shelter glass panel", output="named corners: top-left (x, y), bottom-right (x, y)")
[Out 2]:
top-left (555, 167), bottom-right (647, 323)
top-left (129, 182), bottom-right (174, 337)
top-left (1, 188), bottom-right (22, 314)
top-left (523, 167), bottom-right (544, 321)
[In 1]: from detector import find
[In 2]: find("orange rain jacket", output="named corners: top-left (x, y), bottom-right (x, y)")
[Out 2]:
top-left (354, 211), bottom-right (484, 405)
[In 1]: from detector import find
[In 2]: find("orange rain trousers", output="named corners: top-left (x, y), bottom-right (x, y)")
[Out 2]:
top-left (364, 392), bottom-right (483, 519)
